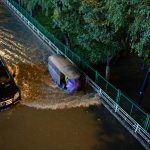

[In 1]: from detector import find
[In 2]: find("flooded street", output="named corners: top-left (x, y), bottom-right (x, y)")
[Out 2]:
top-left (0, 2), bottom-right (145, 150)
top-left (0, 2), bottom-right (97, 109)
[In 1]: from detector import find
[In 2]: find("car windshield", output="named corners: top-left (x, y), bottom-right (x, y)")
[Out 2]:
top-left (0, 66), bottom-right (10, 84)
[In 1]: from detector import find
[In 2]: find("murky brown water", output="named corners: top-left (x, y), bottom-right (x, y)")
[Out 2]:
top-left (0, 2), bottom-right (145, 150)
top-left (0, 2), bottom-right (98, 109)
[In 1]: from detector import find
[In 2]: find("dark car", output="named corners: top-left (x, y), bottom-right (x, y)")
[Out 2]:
top-left (0, 57), bottom-right (21, 110)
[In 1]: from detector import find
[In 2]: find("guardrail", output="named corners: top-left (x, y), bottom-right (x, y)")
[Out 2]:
top-left (3, 0), bottom-right (150, 149)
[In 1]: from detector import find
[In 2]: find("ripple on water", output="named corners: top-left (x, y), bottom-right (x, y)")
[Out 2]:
top-left (8, 64), bottom-right (99, 110)
top-left (0, 28), bottom-right (99, 110)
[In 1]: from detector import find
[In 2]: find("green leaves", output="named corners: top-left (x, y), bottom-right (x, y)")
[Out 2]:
top-left (129, 1), bottom-right (150, 61)
top-left (19, 0), bottom-right (150, 64)
top-left (104, 0), bottom-right (125, 32)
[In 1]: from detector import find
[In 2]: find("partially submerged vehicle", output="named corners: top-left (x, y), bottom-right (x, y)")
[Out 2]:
top-left (0, 57), bottom-right (21, 110)
top-left (48, 54), bottom-right (81, 93)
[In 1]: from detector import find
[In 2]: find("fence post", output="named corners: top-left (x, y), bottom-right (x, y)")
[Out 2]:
top-left (134, 123), bottom-right (139, 133)
top-left (65, 47), bottom-right (67, 56)
top-left (129, 104), bottom-right (134, 116)
top-left (95, 71), bottom-right (98, 84)
top-left (105, 81), bottom-right (108, 92)
top-left (115, 104), bottom-right (119, 112)
top-left (116, 89), bottom-right (121, 104)
top-left (144, 114), bottom-right (150, 130)
top-left (78, 55), bottom-right (81, 66)
top-left (148, 116), bottom-right (150, 131)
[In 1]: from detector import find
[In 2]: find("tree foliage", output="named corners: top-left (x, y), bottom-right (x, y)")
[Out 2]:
top-left (18, 0), bottom-right (150, 64)
top-left (129, 0), bottom-right (150, 63)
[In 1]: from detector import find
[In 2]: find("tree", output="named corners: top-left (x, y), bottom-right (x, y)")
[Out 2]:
top-left (129, 0), bottom-right (150, 63)
top-left (51, 0), bottom-right (83, 48)
top-left (18, 0), bottom-right (53, 16)
top-left (37, 0), bottom-right (53, 16)
top-left (76, 0), bottom-right (125, 79)
top-left (16, 0), bottom-right (150, 80)
top-left (20, 0), bottom-right (38, 15)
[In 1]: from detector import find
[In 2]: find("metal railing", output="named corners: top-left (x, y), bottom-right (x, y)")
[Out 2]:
top-left (3, 0), bottom-right (150, 149)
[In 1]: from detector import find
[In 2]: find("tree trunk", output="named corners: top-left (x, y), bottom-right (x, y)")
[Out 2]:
top-left (57, 1), bottom-right (63, 11)
top-left (32, 4), bottom-right (41, 17)
top-left (139, 65), bottom-right (150, 105)
top-left (105, 56), bottom-right (113, 80)
top-left (63, 32), bottom-right (70, 48)
top-left (30, 11), bottom-right (32, 16)
top-left (18, 0), bottom-right (20, 5)
top-left (141, 59), bottom-right (146, 70)
top-left (45, 8), bottom-right (49, 16)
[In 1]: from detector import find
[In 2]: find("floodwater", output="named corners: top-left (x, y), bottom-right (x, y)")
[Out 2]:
top-left (0, 2), bottom-right (145, 150)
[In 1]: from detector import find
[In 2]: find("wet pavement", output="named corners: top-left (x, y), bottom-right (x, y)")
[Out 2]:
top-left (0, 1), bottom-right (98, 109)
top-left (0, 1), bottom-right (145, 150)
